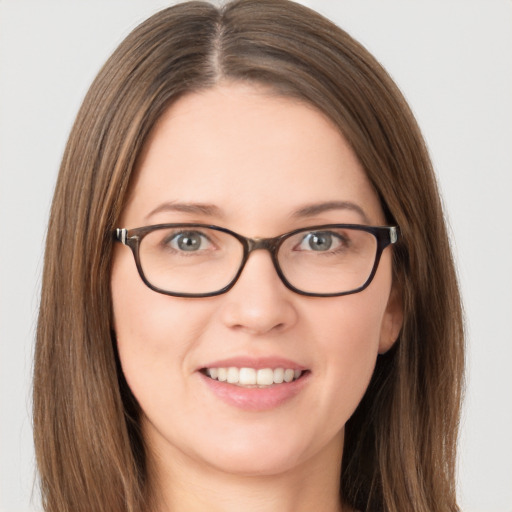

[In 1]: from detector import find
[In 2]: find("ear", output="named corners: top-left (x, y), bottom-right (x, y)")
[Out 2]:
top-left (378, 283), bottom-right (403, 354)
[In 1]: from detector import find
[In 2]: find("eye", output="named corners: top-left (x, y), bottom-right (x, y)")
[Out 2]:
top-left (167, 231), bottom-right (212, 252)
top-left (297, 231), bottom-right (344, 252)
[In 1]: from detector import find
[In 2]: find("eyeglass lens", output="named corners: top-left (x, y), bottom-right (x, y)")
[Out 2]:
top-left (137, 226), bottom-right (378, 296)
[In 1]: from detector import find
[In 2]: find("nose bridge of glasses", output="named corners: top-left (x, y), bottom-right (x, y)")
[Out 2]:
top-left (236, 237), bottom-right (283, 289)
top-left (245, 237), bottom-right (280, 257)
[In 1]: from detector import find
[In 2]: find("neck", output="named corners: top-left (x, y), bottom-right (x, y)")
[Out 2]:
top-left (147, 433), bottom-right (347, 512)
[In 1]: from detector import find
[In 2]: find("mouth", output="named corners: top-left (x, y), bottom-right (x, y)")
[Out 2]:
top-left (198, 360), bottom-right (310, 410)
top-left (200, 367), bottom-right (307, 388)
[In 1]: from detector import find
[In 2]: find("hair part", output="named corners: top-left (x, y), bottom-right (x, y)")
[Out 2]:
top-left (34, 1), bottom-right (464, 511)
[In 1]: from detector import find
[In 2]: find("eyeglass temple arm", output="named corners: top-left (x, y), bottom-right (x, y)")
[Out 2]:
top-left (116, 228), bottom-right (128, 245)
top-left (389, 226), bottom-right (398, 244)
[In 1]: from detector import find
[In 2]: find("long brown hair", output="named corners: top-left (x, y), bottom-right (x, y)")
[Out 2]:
top-left (33, 1), bottom-right (464, 511)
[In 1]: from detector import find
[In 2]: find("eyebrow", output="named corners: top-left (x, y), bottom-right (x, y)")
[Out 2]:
top-left (145, 202), bottom-right (224, 221)
top-left (292, 201), bottom-right (371, 224)
top-left (145, 200), bottom-right (370, 224)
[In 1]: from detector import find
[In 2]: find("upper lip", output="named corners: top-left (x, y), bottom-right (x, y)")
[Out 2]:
top-left (199, 356), bottom-right (307, 371)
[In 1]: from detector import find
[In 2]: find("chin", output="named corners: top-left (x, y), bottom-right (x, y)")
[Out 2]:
top-left (187, 423), bottom-right (341, 479)
top-left (203, 446), bottom-right (306, 477)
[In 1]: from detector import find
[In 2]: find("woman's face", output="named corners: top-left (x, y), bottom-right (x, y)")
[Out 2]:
top-left (111, 83), bottom-right (402, 478)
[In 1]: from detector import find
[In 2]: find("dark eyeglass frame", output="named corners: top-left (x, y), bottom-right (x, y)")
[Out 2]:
top-left (114, 223), bottom-right (399, 298)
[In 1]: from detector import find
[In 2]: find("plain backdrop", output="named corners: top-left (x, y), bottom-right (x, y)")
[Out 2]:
top-left (0, 1), bottom-right (511, 511)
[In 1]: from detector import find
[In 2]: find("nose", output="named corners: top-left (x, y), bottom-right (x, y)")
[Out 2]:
top-left (219, 249), bottom-right (298, 335)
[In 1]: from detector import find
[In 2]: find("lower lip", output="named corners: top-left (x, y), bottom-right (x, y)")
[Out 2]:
top-left (199, 372), bottom-right (310, 411)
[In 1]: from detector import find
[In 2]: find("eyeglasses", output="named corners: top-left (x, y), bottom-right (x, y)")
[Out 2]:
top-left (114, 223), bottom-right (399, 298)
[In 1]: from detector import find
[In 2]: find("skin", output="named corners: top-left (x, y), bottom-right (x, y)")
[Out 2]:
top-left (111, 82), bottom-right (403, 512)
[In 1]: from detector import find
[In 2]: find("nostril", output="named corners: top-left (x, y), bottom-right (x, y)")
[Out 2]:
top-left (220, 296), bottom-right (297, 335)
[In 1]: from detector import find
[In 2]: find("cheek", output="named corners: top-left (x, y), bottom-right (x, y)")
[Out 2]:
top-left (314, 299), bottom-right (383, 394)
top-left (315, 272), bottom-right (391, 355)
top-left (308, 267), bottom-right (393, 417)
top-left (110, 251), bottom-right (209, 403)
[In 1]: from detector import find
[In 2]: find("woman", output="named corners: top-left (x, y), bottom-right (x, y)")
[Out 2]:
top-left (33, 1), bottom-right (464, 511)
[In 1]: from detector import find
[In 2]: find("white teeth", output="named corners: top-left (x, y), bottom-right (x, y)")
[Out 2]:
top-left (284, 369), bottom-right (295, 382)
top-left (239, 367), bottom-right (256, 385)
top-left (204, 366), bottom-right (304, 386)
top-left (217, 367), bottom-right (227, 382)
top-left (227, 367), bottom-right (239, 384)
top-left (257, 368), bottom-right (274, 386)
top-left (273, 368), bottom-right (284, 384)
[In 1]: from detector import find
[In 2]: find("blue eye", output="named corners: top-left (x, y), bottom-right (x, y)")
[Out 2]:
top-left (298, 231), bottom-right (343, 252)
top-left (168, 231), bottom-right (211, 252)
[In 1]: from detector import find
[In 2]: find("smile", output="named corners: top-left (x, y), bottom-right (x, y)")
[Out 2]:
top-left (203, 367), bottom-right (304, 387)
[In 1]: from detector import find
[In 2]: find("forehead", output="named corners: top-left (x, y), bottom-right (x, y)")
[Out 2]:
top-left (122, 82), bottom-right (384, 229)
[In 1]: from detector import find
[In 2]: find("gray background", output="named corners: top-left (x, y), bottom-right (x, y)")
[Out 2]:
top-left (0, 1), bottom-right (511, 511)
